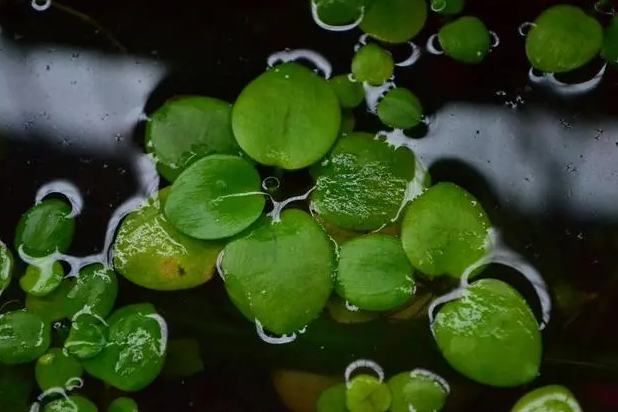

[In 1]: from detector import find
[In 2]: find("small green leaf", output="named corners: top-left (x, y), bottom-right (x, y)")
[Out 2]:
top-left (232, 63), bottom-right (341, 170)
top-left (44, 395), bottom-right (97, 412)
top-left (317, 383), bottom-right (348, 412)
top-left (64, 314), bottom-right (108, 360)
top-left (336, 234), bottom-right (415, 311)
top-left (0, 241), bottom-right (13, 293)
top-left (14, 199), bottom-right (75, 258)
top-left (438, 16), bottom-right (491, 64)
top-left (432, 279), bottom-right (542, 387)
top-left (526, 5), bottom-right (603, 73)
top-left (161, 338), bottom-right (204, 379)
top-left (20, 261), bottom-right (64, 297)
top-left (377, 88), bottom-right (423, 129)
top-left (430, 0), bottom-right (464, 15)
top-left (510, 385), bottom-right (581, 412)
top-left (113, 188), bottom-right (223, 291)
top-left (311, 132), bottom-right (416, 231)
top-left (25, 279), bottom-right (73, 323)
top-left (165, 155), bottom-right (265, 240)
top-left (329, 75), bottom-right (365, 109)
top-left (351, 44), bottom-right (394, 86)
top-left (65, 263), bottom-right (118, 319)
top-left (387, 370), bottom-right (449, 412)
top-left (82, 304), bottom-right (167, 391)
top-left (108, 397), bottom-right (139, 412)
top-left (0, 310), bottom-right (51, 364)
top-left (360, 0), bottom-right (427, 44)
top-left (346, 375), bottom-right (391, 412)
top-left (222, 210), bottom-right (334, 335)
top-left (146, 96), bottom-right (240, 182)
top-left (401, 182), bottom-right (491, 278)
top-left (35, 348), bottom-right (83, 392)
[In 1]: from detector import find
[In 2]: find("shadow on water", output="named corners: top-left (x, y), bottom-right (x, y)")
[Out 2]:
top-left (2, 0), bottom-right (618, 410)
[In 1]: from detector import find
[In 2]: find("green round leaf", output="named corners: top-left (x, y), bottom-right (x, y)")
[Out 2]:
top-left (20, 261), bottom-right (64, 297)
top-left (64, 314), bottom-right (108, 360)
top-left (387, 370), bottom-right (448, 412)
top-left (232, 62), bottom-right (341, 170)
top-left (222, 210), bottom-right (334, 335)
top-left (601, 15), bottom-right (618, 65)
top-left (114, 188), bottom-right (223, 291)
top-left (26, 279), bottom-right (73, 323)
top-left (401, 182), bottom-right (491, 278)
top-left (64, 263), bottom-right (117, 319)
top-left (165, 155), bottom-right (265, 240)
top-left (360, 0), bottom-right (427, 43)
top-left (526, 5), bottom-right (603, 73)
top-left (511, 385), bottom-right (581, 412)
top-left (0, 241), bottom-right (13, 293)
top-left (82, 304), bottom-right (167, 391)
top-left (336, 234), bottom-right (415, 311)
top-left (146, 96), bottom-right (240, 182)
top-left (351, 44), bottom-right (394, 86)
top-left (161, 338), bottom-right (204, 379)
top-left (438, 16), bottom-right (491, 64)
top-left (35, 348), bottom-right (83, 391)
top-left (432, 279), bottom-right (542, 387)
top-left (430, 0), bottom-right (464, 15)
top-left (0, 310), bottom-right (51, 364)
top-left (346, 375), bottom-right (391, 412)
top-left (14, 199), bottom-right (75, 258)
top-left (44, 395), bottom-right (97, 412)
top-left (311, 132), bottom-right (416, 231)
top-left (329, 75), bottom-right (365, 109)
top-left (108, 397), bottom-right (139, 412)
top-left (317, 383), bottom-right (348, 412)
top-left (313, 0), bottom-right (372, 25)
top-left (377, 88), bottom-right (423, 129)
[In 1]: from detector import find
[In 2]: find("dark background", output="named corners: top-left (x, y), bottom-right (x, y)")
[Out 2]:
top-left (1, 0), bottom-right (618, 410)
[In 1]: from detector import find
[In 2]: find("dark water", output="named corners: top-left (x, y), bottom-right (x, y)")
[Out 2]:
top-left (1, 0), bottom-right (618, 410)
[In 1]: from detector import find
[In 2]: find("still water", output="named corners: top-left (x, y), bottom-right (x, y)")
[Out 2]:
top-left (1, 0), bottom-right (618, 410)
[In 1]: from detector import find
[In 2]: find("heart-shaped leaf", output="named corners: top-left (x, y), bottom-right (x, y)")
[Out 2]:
top-left (432, 279), bottom-right (542, 387)
top-left (15, 199), bottom-right (75, 258)
top-left (232, 63), bottom-right (341, 170)
top-left (346, 375), bottom-right (391, 412)
top-left (526, 5), bottom-right (603, 73)
top-left (82, 303), bottom-right (167, 391)
top-left (65, 263), bottom-right (118, 319)
top-left (352, 44), bottom-right (394, 86)
top-left (0, 310), bottom-right (51, 365)
top-left (438, 16), bottom-right (491, 64)
top-left (113, 188), bottom-right (223, 290)
top-left (387, 370), bottom-right (448, 412)
top-left (222, 210), bottom-right (334, 335)
top-left (377, 88), bottom-right (423, 129)
top-left (146, 96), bottom-right (240, 182)
top-left (35, 348), bottom-right (83, 391)
top-left (360, 0), bottom-right (427, 44)
top-left (329, 75), bottom-right (365, 109)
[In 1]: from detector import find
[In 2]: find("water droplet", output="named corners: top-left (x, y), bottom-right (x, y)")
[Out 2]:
top-left (489, 31), bottom-right (500, 49)
top-left (345, 359), bottom-right (385, 387)
top-left (425, 34), bottom-right (444, 55)
top-left (267, 49), bottom-right (332, 79)
top-left (311, 1), bottom-right (365, 32)
top-left (31, 0), bottom-right (51, 11)
top-left (518, 22), bottom-right (536, 37)
top-left (395, 42), bottom-right (421, 67)
top-left (261, 176), bottom-right (281, 192)
top-left (255, 319), bottom-right (297, 345)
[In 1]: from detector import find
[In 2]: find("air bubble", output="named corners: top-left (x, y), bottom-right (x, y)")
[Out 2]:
top-left (345, 359), bottom-right (385, 387)
top-left (395, 42), bottom-right (421, 67)
top-left (490, 31), bottom-right (500, 48)
top-left (518, 22), bottom-right (536, 37)
top-left (262, 176), bottom-right (281, 192)
top-left (425, 34), bottom-right (444, 55)
top-left (267, 49), bottom-right (332, 79)
top-left (410, 368), bottom-right (451, 394)
top-left (31, 0), bottom-right (51, 11)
